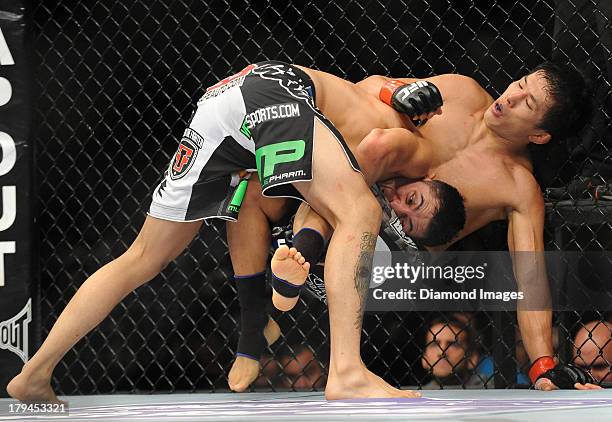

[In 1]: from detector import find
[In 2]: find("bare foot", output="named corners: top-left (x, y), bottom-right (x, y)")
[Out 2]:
top-left (7, 370), bottom-right (63, 403)
top-left (325, 366), bottom-right (421, 400)
top-left (228, 356), bottom-right (260, 392)
top-left (228, 318), bottom-right (281, 392)
top-left (271, 245), bottom-right (310, 311)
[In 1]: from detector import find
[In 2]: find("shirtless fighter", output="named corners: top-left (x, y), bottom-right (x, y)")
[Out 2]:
top-left (238, 62), bottom-right (601, 392)
top-left (227, 82), bottom-right (465, 391)
top-left (8, 61), bottom-right (455, 402)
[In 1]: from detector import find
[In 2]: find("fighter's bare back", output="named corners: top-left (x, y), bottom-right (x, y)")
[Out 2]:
top-left (296, 66), bottom-right (410, 148)
top-left (297, 66), bottom-right (538, 245)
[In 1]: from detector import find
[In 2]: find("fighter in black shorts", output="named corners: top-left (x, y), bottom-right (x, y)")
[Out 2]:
top-left (149, 62), bottom-right (358, 222)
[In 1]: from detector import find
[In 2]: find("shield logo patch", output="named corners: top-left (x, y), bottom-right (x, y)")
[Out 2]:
top-left (171, 128), bottom-right (202, 180)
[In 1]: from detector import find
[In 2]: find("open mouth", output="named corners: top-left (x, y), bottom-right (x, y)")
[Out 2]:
top-left (493, 102), bottom-right (503, 117)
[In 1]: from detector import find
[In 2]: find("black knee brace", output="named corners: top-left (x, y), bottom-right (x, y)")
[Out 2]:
top-left (234, 272), bottom-right (268, 360)
top-left (291, 228), bottom-right (325, 265)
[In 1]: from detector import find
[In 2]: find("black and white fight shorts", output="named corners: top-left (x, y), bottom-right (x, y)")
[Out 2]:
top-left (148, 61), bottom-right (359, 222)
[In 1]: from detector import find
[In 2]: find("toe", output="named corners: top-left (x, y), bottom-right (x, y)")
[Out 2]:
top-left (274, 245), bottom-right (290, 260)
top-left (230, 382), bottom-right (247, 392)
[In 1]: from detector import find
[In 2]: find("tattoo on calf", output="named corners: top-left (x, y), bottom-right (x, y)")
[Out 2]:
top-left (354, 232), bottom-right (376, 329)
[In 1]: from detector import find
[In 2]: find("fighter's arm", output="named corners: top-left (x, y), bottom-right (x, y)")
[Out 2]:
top-left (508, 171), bottom-right (600, 390)
top-left (357, 73), bottom-right (491, 115)
top-left (507, 173), bottom-right (553, 368)
top-left (355, 128), bottom-right (433, 185)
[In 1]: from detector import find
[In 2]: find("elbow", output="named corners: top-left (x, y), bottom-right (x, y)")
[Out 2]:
top-left (356, 129), bottom-right (389, 182)
top-left (358, 128), bottom-right (387, 158)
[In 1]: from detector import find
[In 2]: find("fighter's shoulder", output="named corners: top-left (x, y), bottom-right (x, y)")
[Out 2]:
top-left (426, 73), bottom-right (480, 87)
top-left (427, 74), bottom-right (491, 105)
top-left (508, 164), bottom-right (544, 212)
top-left (355, 75), bottom-right (387, 97)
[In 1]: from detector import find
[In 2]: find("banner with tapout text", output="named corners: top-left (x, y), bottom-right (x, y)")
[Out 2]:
top-left (0, 0), bottom-right (36, 398)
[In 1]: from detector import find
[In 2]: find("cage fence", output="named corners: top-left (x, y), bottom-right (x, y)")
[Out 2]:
top-left (32, 0), bottom-right (612, 393)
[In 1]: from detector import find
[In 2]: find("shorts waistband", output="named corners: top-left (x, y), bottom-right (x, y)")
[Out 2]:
top-left (291, 65), bottom-right (316, 104)
top-left (252, 60), bottom-right (316, 104)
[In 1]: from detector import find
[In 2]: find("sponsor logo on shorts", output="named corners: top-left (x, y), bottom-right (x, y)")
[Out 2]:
top-left (200, 64), bottom-right (255, 101)
top-left (0, 299), bottom-right (31, 363)
top-left (251, 63), bottom-right (314, 107)
top-left (267, 170), bottom-right (307, 184)
top-left (255, 140), bottom-right (306, 187)
top-left (239, 117), bottom-right (251, 139)
top-left (171, 128), bottom-right (205, 180)
top-left (244, 103), bottom-right (301, 131)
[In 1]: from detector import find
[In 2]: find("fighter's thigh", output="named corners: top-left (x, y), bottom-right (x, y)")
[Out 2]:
top-left (127, 215), bottom-right (202, 269)
top-left (294, 119), bottom-right (379, 226)
top-left (243, 174), bottom-right (292, 223)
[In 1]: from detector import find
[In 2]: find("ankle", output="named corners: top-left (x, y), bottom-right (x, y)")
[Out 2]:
top-left (21, 361), bottom-right (53, 380)
top-left (329, 360), bottom-right (365, 379)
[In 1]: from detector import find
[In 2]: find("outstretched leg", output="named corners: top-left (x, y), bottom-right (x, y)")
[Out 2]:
top-left (7, 216), bottom-right (202, 402)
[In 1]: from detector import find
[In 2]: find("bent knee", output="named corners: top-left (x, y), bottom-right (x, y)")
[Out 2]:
top-left (358, 195), bottom-right (382, 221)
top-left (331, 193), bottom-right (382, 228)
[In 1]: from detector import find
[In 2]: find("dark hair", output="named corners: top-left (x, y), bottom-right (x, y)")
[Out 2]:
top-left (531, 61), bottom-right (593, 140)
top-left (415, 180), bottom-right (465, 247)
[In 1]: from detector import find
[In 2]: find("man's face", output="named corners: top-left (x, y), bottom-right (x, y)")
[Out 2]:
top-left (279, 349), bottom-right (325, 389)
top-left (386, 181), bottom-right (439, 240)
top-left (573, 324), bottom-right (612, 382)
top-left (484, 70), bottom-right (552, 142)
top-left (574, 344), bottom-right (611, 382)
top-left (422, 323), bottom-right (471, 378)
top-left (257, 349), bottom-right (325, 390)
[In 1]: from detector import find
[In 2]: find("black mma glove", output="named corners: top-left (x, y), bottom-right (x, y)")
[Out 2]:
top-left (539, 364), bottom-right (596, 389)
top-left (379, 79), bottom-right (443, 126)
top-left (529, 356), bottom-right (596, 389)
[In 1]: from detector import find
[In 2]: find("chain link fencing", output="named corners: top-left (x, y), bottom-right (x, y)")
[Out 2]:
top-left (31, 0), bottom-right (611, 393)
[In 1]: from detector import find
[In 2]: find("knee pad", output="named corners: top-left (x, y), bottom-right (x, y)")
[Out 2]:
top-left (291, 228), bottom-right (325, 265)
